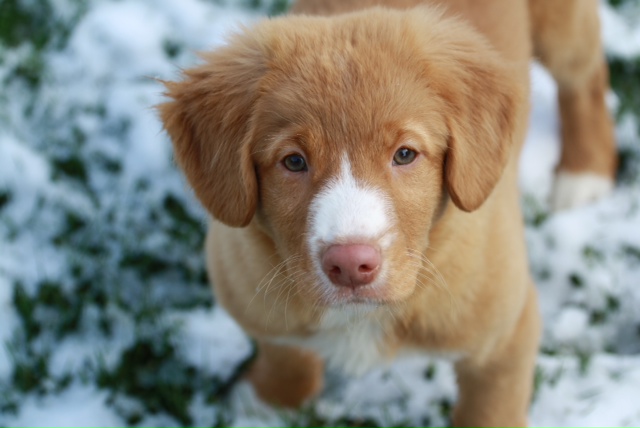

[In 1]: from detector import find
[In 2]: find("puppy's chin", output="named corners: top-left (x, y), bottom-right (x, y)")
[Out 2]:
top-left (314, 273), bottom-right (419, 308)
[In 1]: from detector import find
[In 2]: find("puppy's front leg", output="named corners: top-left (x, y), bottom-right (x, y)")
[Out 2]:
top-left (452, 287), bottom-right (541, 427)
top-left (248, 341), bottom-right (325, 408)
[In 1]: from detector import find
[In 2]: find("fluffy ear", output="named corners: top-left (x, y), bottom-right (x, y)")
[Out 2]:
top-left (158, 31), bottom-right (266, 227)
top-left (422, 21), bottom-right (524, 212)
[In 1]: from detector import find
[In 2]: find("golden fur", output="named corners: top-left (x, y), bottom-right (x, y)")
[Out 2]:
top-left (159, 0), bottom-right (616, 425)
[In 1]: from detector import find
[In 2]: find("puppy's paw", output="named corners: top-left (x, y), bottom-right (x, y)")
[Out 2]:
top-left (550, 171), bottom-right (613, 211)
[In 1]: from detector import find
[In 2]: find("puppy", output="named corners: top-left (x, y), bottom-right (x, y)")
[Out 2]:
top-left (159, 0), bottom-right (616, 425)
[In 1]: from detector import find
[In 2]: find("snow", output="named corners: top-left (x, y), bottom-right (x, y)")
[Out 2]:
top-left (519, 62), bottom-right (559, 203)
top-left (0, 0), bottom-right (639, 426)
top-left (0, 274), bottom-right (18, 380)
top-left (171, 307), bottom-right (252, 379)
top-left (4, 384), bottom-right (125, 427)
top-left (601, 2), bottom-right (640, 59)
top-left (553, 307), bottom-right (591, 344)
top-left (532, 355), bottom-right (640, 427)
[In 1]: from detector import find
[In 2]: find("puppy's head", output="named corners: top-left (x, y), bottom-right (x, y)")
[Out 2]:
top-left (159, 7), bottom-right (523, 308)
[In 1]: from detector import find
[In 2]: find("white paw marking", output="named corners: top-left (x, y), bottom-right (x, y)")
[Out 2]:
top-left (550, 171), bottom-right (613, 211)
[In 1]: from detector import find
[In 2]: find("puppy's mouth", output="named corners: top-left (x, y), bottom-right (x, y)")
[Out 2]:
top-left (321, 281), bottom-right (390, 305)
top-left (315, 272), bottom-right (416, 309)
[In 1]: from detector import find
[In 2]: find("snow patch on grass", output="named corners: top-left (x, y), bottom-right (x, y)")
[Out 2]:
top-left (4, 384), bottom-right (125, 427)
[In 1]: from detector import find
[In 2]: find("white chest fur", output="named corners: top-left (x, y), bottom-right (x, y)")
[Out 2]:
top-left (272, 306), bottom-right (390, 377)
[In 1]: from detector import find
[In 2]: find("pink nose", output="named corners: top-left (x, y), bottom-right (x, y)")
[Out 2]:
top-left (321, 244), bottom-right (381, 288)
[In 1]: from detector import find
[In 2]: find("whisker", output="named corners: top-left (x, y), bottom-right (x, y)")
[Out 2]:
top-left (265, 255), bottom-right (304, 328)
top-left (265, 286), bottom-right (287, 330)
top-left (405, 249), bottom-right (457, 313)
top-left (245, 254), bottom-right (302, 314)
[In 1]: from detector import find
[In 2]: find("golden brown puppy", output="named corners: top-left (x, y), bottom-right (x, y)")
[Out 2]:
top-left (159, 0), bottom-right (616, 426)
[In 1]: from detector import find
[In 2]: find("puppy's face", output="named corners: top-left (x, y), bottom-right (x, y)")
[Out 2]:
top-left (160, 8), bottom-right (521, 311)
top-left (251, 56), bottom-right (448, 305)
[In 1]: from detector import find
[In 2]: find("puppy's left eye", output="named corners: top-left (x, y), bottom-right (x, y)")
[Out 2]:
top-left (393, 148), bottom-right (417, 166)
top-left (283, 154), bottom-right (308, 172)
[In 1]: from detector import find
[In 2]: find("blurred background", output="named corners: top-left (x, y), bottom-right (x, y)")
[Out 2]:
top-left (0, 0), bottom-right (639, 426)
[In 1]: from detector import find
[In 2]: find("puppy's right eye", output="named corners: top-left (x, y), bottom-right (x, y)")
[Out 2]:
top-left (393, 147), bottom-right (417, 166)
top-left (283, 154), bottom-right (308, 172)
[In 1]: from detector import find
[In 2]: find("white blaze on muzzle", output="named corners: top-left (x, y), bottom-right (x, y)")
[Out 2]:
top-left (307, 156), bottom-right (395, 282)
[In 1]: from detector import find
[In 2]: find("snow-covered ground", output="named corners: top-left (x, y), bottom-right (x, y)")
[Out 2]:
top-left (0, 0), bottom-right (639, 426)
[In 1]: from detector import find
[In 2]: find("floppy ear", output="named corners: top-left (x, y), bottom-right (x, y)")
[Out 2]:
top-left (423, 23), bottom-right (524, 212)
top-left (158, 31), bottom-right (266, 227)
